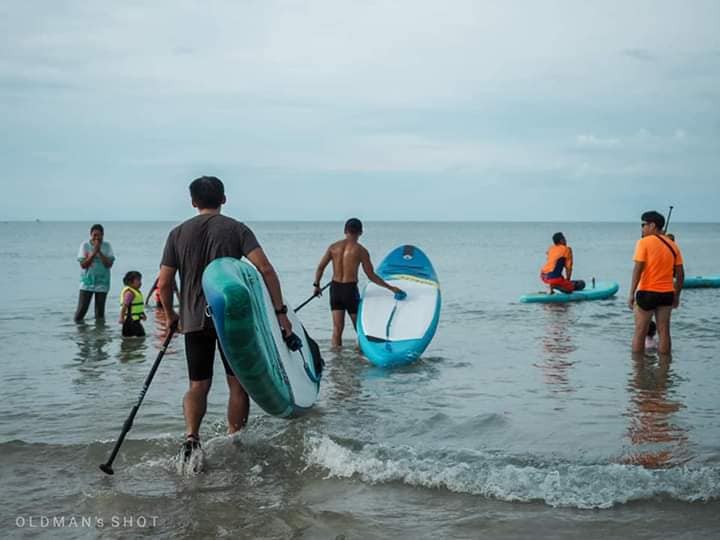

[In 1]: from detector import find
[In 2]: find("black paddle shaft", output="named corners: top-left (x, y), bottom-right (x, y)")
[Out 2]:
top-left (294, 283), bottom-right (330, 312)
top-left (99, 324), bottom-right (177, 475)
top-left (664, 205), bottom-right (674, 233)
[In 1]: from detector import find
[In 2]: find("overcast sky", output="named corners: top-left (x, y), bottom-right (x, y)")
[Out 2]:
top-left (1, 0), bottom-right (718, 221)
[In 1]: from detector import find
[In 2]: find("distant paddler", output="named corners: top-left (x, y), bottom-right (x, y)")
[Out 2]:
top-left (540, 232), bottom-right (585, 294)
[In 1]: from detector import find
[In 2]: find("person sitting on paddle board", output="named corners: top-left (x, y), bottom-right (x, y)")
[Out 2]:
top-left (313, 218), bottom-right (404, 348)
top-left (157, 176), bottom-right (293, 464)
top-left (119, 271), bottom-right (146, 337)
top-left (540, 232), bottom-right (585, 294)
top-left (628, 210), bottom-right (684, 354)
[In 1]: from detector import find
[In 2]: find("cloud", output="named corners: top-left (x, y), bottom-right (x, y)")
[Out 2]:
top-left (575, 135), bottom-right (621, 148)
top-left (622, 48), bottom-right (657, 62)
top-left (1, 1), bottom-right (719, 221)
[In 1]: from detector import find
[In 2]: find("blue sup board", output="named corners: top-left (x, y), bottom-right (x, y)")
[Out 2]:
top-left (202, 258), bottom-right (322, 418)
top-left (357, 245), bottom-right (441, 367)
top-left (683, 275), bottom-right (720, 289)
top-left (520, 281), bottom-right (619, 303)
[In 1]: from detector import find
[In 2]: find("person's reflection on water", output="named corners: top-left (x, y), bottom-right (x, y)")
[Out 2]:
top-left (74, 320), bottom-right (111, 364)
top-left (150, 306), bottom-right (181, 356)
top-left (624, 352), bottom-right (689, 468)
top-left (118, 334), bottom-right (148, 363)
top-left (535, 304), bottom-right (577, 393)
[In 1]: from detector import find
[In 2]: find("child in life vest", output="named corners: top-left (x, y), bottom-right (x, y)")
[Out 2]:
top-left (119, 271), bottom-right (146, 337)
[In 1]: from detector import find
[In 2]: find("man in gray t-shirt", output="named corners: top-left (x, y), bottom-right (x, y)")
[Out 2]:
top-left (157, 176), bottom-right (292, 460)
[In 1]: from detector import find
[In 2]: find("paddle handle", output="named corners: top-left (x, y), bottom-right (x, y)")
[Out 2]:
top-left (295, 283), bottom-right (330, 312)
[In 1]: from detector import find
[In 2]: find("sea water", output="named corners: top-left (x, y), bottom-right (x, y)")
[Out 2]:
top-left (1, 221), bottom-right (719, 538)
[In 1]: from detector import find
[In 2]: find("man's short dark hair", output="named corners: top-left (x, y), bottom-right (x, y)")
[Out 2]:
top-left (123, 271), bottom-right (142, 286)
top-left (345, 218), bottom-right (363, 234)
top-left (189, 176), bottom-right (225, 209)
top-left (552, 232), bottom-right (565, 245)
top-left (90, 224), bottom-right (104, 234)
top-left (641, 210), bottom-right (665, 231)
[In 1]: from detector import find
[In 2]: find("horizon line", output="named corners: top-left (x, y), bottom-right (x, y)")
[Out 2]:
top-left (2, 219), bottom-right (717, 225)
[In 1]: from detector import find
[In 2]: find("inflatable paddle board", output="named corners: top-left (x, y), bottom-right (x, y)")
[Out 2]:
top-left (683, 275), bottom-right (720, 289)
top-left (357, 245), bottom-right (441, 367)
top-left (202, 258), bottom-right (322, 418)
top-left (520, 280), bottom-right (619, 303)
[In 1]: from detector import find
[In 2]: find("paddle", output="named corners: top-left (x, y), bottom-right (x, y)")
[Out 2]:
top-left (294, 283), bottom-right (330, 313)
top-left (664, 205), bottom-right (674, 234)
top-left (99, 322), bottom-right (177, 475)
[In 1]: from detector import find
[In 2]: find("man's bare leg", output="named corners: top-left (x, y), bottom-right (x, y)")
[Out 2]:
top-left (655, 305), bottom-right (673, 355)
top-left (332, 310), bottom-right (345, 348)
top-left (184, 379), bottom-right (211, 436)
top-left (349, 313), bottom-right (358, 330)
top-left (226, 375), bottom-right (249, 434)
top-left (632, 306), bottom-right (654, 353)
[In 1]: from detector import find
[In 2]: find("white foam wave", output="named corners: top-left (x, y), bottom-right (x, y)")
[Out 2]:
top-left (304, 434), bottom-right (720, 509)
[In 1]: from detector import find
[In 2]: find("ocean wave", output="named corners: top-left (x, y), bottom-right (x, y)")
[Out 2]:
top-left (303, 434), bottom-right (720, 509)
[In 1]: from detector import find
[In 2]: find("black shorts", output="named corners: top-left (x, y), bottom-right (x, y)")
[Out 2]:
top-left (330, 281), bottom-right (360, 314)
top-left (635, 290), bottom-right (674, 311)
top-left (122, 318), bottom-right (145, 337)
top-left (184, 323), bottom-right (234, 381)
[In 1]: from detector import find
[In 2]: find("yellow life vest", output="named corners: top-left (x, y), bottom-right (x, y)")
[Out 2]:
top-left (120, 286), bottom-right (145, 321)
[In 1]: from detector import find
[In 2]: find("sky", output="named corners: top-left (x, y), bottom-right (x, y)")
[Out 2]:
top-left (1, 0), bottom-right (719, 221)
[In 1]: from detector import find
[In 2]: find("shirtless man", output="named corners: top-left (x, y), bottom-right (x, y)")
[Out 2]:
top-left (313, 218), bottom-right (403, 347)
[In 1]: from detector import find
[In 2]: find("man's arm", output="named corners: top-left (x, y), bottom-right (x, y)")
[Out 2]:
top-left (79, 242), bottom-right (96, 269)
top-left (146, 278), bottom-right (159, 306)
top-left (246, 247), bottom-right (292, 336)
top-left (628, 261), bottom-right (645, 309)
top-left (119, 294), bottom-right (130, 324)
top-left (158, 265), bottom-right (178, 330)
top-left (92, 242), bottom-right (114, 269)
top-left (79, 252), bottom-right (96, 269)
top-left (97, 250), bottom-right (114, 268)
top-left (673, 264), bottom-right (684, 308)
top-left (360, 249), bottom-right (402, 294)
top-left (313, 248), bottom-right (332, 295)
top-left (565, 247), bottom-right (573, 281)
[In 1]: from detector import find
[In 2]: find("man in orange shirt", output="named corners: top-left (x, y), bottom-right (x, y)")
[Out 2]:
top-left (628, 210), bottom-right (684, 354)
top-left (540, 232), bottom-right (585, 293)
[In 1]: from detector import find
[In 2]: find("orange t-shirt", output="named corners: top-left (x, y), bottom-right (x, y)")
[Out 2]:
top-left (541, 244), bottom-right (573, 277)
top-left (633, 235), bottom-right (683, 293)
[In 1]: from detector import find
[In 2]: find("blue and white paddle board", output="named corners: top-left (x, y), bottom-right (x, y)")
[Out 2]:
top-left (683, 275), bottom-right (720, 289)
top-left (357, 245), bottom-right (441, 367)
top-left (520, 280), bottom-right (619, 303)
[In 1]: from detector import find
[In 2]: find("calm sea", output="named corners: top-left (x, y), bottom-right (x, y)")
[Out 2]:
top-left (1, 221), bottom-right (719, 539)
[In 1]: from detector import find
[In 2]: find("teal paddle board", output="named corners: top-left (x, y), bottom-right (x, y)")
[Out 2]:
top-left (520, 281), bottom-right (619, 303)
top-left (683, 275), bottom-right (720, 289)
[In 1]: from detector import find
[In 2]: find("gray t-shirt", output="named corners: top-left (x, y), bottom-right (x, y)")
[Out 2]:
top-left (161, 213), bottom-right (260, 333)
